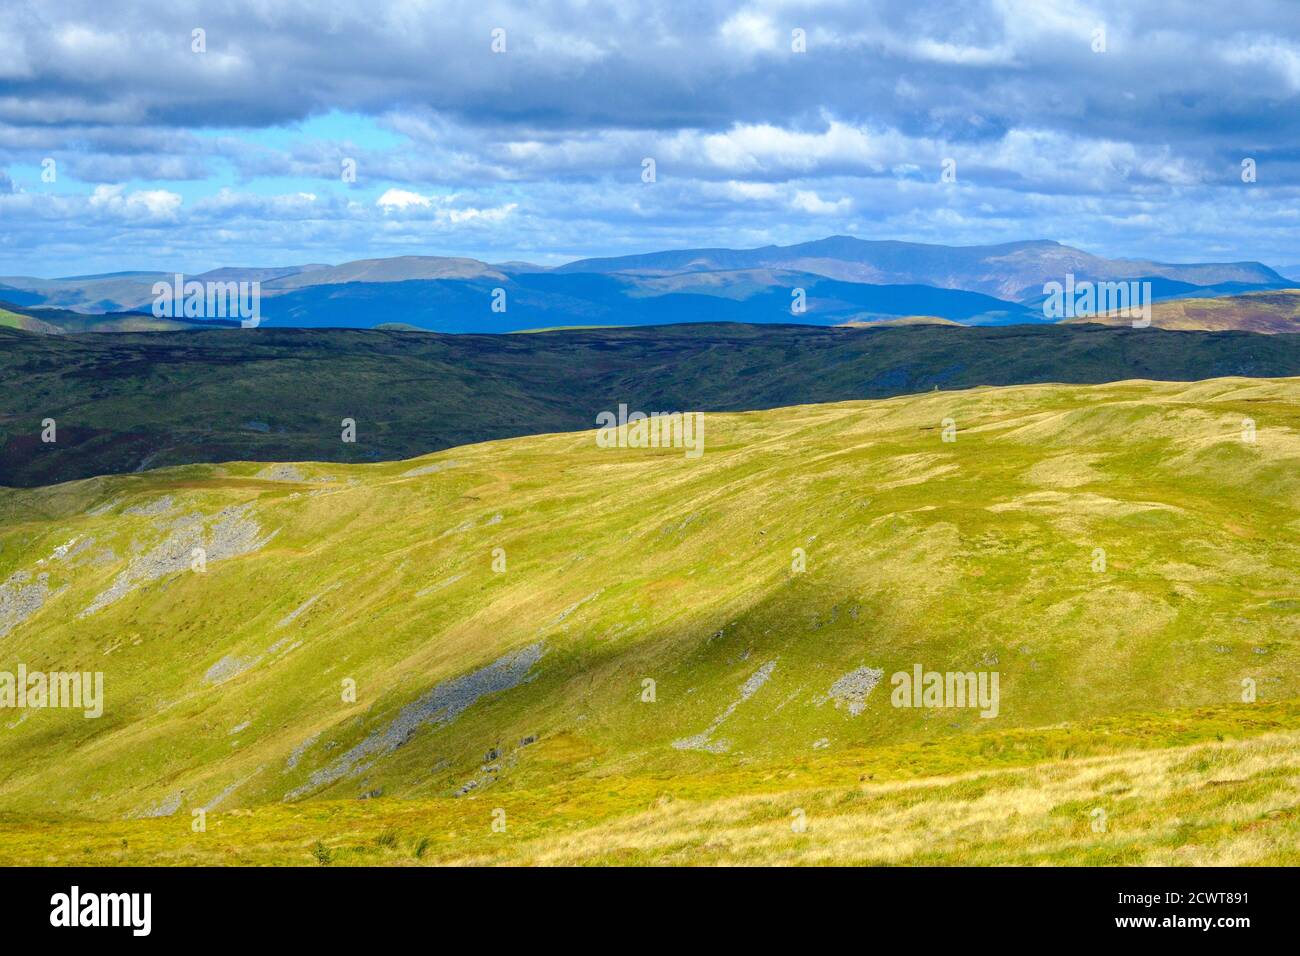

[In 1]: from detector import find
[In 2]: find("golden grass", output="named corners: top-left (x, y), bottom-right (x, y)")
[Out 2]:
top-left (1, 377), bottom-right (1299, 864)
top-left (1, 711), bottom-right (1295, 866)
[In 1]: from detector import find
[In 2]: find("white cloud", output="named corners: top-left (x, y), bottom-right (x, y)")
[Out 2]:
top-left (719, 11), bottom-right (781, 53)
top-left (907, 38), bottom-right (1015, 66)
top-left (193, 189), bottom-right (324, 218)
top-left (376, 188), bottom-right (433, 210)
top-left (375, 188), bottom-right (517, 224)
top-left (994, 0), bottom-right (1102, 41)
top-left (445, 202), bottom-right (517, 224)
top-left (1221, 36), bottom-right (1300, 92)
top-left (790, 190), bottom-right (851, 215)
top-left (682, 120), bottom-right (900, 176)
top-left (87, 184), bottom-right (182, 219)
top-left (723, 180), bottom-right (781, 201)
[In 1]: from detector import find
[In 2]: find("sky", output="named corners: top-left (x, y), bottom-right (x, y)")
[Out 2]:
top-left (1, 0), bottom-right (1298, 277)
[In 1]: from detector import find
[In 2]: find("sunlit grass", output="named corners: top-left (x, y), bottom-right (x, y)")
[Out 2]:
top-left (1, 376), bottom-right (1298, 864)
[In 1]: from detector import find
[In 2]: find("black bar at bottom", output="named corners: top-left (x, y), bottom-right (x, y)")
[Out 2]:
top-left (0, 866), bottom-right (1283, 942)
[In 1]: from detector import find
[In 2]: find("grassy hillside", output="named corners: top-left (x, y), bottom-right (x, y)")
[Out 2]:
top-left (0, 300), bottom-right (235, 334)
top-left (0, 377), bottom-right (1297, 864)
top-left (838, 315), bottom-right (962, 327)
top-left (2, 702), bottom-right (1296, 865)
top-left (0, 306), bottom-right (62, 335)
top-left (7, 322), bottom-right (1300, 487)
top-left (1068, 290), bottom-right (1300, 333)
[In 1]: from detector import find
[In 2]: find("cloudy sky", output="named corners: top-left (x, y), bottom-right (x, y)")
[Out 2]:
top-left (1, 0), bottom-right (1298, 276)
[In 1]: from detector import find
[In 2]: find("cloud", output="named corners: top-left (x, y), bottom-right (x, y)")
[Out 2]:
top-left (719, 11), bottom-right (782, 53)
top-left (445, 202), bottom-right (517, 224)
top-left (790, 190), bottom-right (851, 215)
top-left (905, 38), bottom-right (1015, 66)
top-left (87, 184), bottom-right (182, 219)
top-left (722, 180), bottom-right (781, 201)
top-left (1220, 36), bottom-right (1300, 92)
top-left (193, 189), bottom-right (325, 218)
top-left (376, 188), bottom-right (433, 210)
top-left (0, 0), bottom-right (1298, 275)
top-left (375, 188), bottom-right (518, 223)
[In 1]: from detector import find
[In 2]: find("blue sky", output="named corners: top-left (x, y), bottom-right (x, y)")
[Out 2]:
top-left (1, 0), bottom-right (1298, 277)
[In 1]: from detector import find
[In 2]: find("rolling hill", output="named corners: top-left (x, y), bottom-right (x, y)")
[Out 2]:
top-left (252, 270), bottom-right (1038, 330)
top-left (0, 377), bottom-right (1297, 864)
top-left (0, 271), bottom-right (171, 312)
top-left (0, 300), bottom-right (236, 334)
top-left (1067, 290), bottom-right (1300, 333)
top-left (0, 267), bottom-right (316, 313)
top-left (0, 306), bottom-right (62, 335)
top-left (8, 322), bottom-right (1300, 487)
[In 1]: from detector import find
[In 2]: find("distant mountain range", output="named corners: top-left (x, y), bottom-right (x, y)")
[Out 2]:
top-left (1, 237), bottom-right (1293, 334)
top-left (555, 237), bottom-right (1286, 298)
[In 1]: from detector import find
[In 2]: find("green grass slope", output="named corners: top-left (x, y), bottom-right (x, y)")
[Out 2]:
top-left (0, 300), bottom-right (235, 334)
top-left (0, 377), bottom-right (1297, 868)
top-left (7, 322), bottom-right (1300, 487)
top-left (0, 307), bottom-right (62, 335)
top-left (1068, 289), bottom-right (1300, 333)
top-left (2, 703), bottom-right (1297, 865)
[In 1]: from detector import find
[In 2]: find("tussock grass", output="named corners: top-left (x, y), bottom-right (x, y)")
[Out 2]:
top-left (1, 377), bottom-right (1299, 864)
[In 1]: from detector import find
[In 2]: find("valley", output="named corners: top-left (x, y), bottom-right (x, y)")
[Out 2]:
top-left (8, 321), bottom-right (1300, 487)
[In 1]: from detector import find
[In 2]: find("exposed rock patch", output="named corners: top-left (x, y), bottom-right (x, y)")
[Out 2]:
top-left (201, 768), bottom-right (262, 812)
top-left (549, 591), bottom-right (603, 629)
top-left (823, 666), bottom-right (885, 716)
top-left (122, 496), bottom-right (175, 517)
top-left (673, 659), bottom-right (777, 753)
top-left (401, 460), bottom-right (461, 478)
top-left (284, 732), bottom-right (322, 772)
top-left (416, 573), bottom-right (464, 598)
top-left (285, 642), bottom-right (544, 800)
top-left (0, 570), bottom-right (54, 638)
top-left (80, 503), bottom-right (274, 617)
top-left (277, 584), bottom-right (340, 629)
top-left (204, 654), bottom-right (260, 685)
top-left (254, 464), bottom-right (306, 482)
top-left (133, 792), bottom-right (182, 818)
